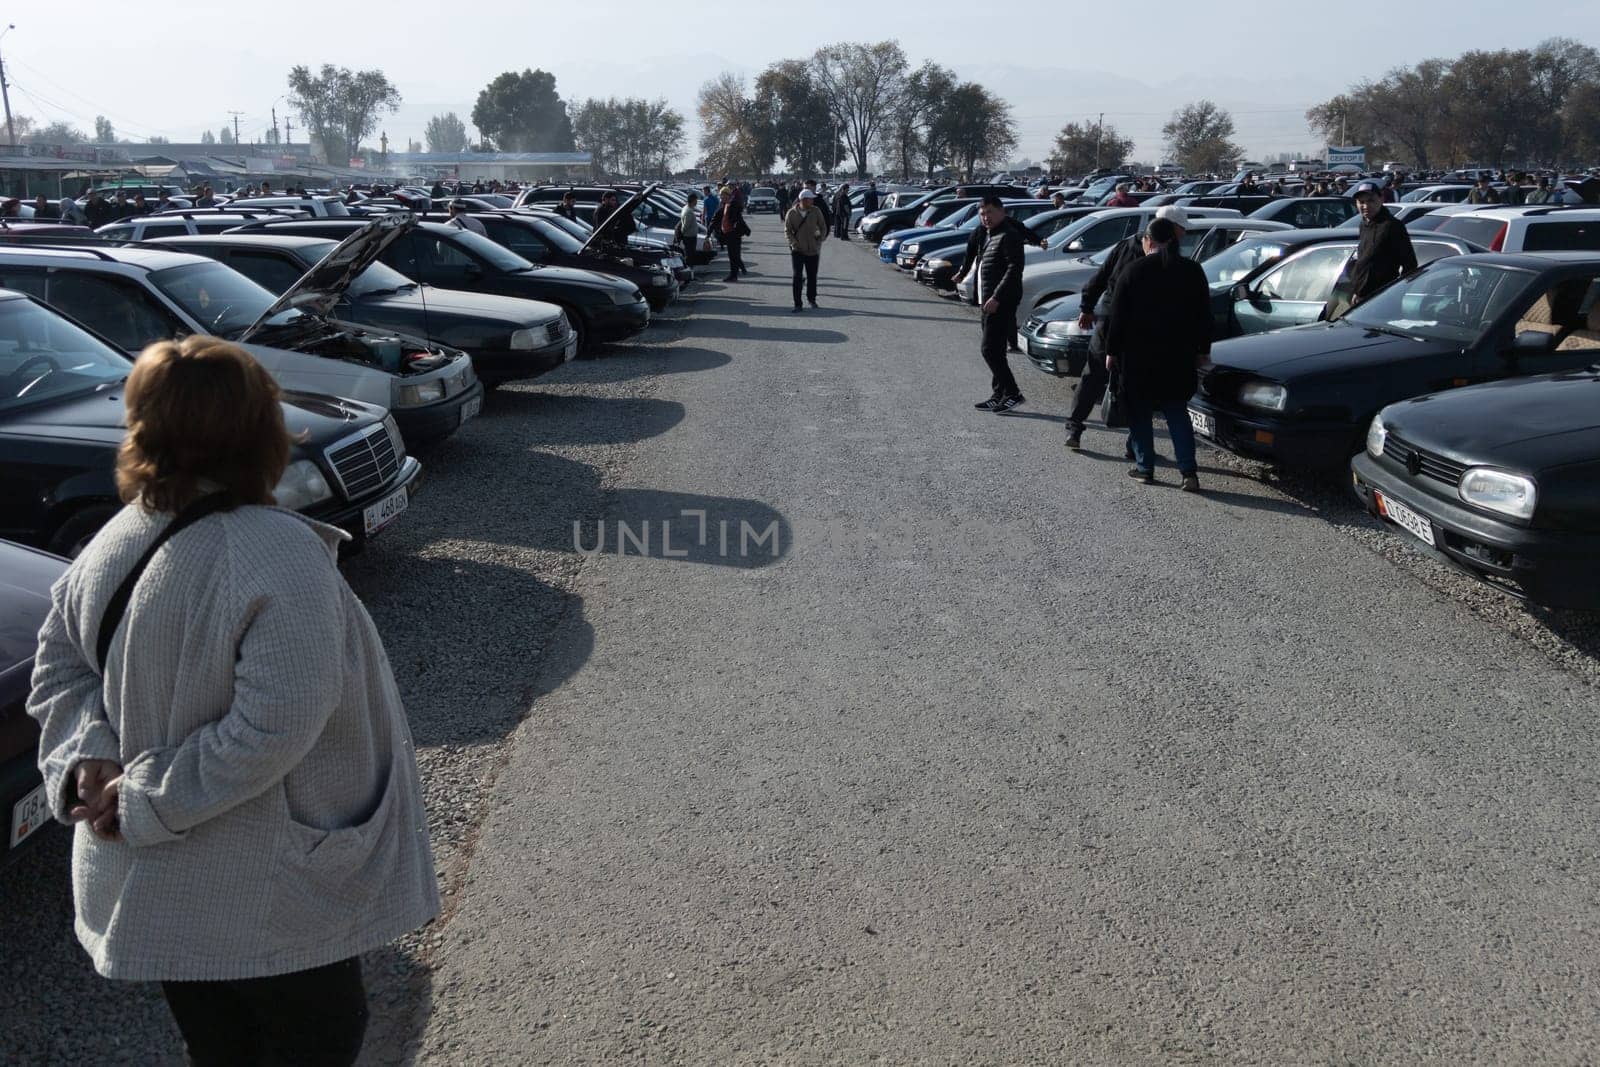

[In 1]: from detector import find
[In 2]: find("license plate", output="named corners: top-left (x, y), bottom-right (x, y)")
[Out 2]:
top-left (460, 396), bottom-right (482, 425)
top-left (1376, 491), bottom-right (1436, 547)
top-left (363, 485), bottom-right (409, 536)
top-left (10, 781), bottom-right (48, 849)
top-left (563, 337), bottom-right (578, 361)
top-left (1188, 407), bottom-right (1216, 438)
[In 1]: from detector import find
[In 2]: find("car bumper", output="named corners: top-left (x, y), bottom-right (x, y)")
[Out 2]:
top-left (584, 300), bottom-right (651, 345)
top-left (1, 741), bottom-right (51, 865)
top-left (1185, 397), bottom-right (1356, 470)
top-left (913, 263), bottom-right (959, 290)
top-left (309, 454), bottom-right (424, 546)
top-left (895, 253), bottom-right (920, 270)
top-left (469, 340), bottom-right (573, 385)
top-left (391, 380), bottom-right (486, 444)
top-left (1021, 330), bottom-right (1088, 377)
top-left (643, 281), bottom-right (678, 313)
top-left (1351, 453), bottom-right (1600, 609)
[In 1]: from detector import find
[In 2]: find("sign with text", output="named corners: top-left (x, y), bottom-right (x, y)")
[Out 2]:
top-left (1326, 146), bottom-right (1366, 168)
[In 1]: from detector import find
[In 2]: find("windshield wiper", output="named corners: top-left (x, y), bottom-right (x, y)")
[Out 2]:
top-left (1359, 323), bottom-right (1422, 341)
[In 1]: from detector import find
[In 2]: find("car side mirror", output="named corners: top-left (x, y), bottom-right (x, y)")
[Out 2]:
top-left (1066, 238), bottom-right (1085, 252)
top-left (1510, 330), bottom-right (1557, 354)
top-left (1231, 282), bottom-right (1251, 303)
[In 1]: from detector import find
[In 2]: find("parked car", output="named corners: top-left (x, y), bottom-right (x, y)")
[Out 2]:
top-left (1187, 252), bottom-right (1600, 470)
top-left (95, 209), bottom-right (308, 241)
top-left (892, 201), bottom-right (1055, 270)
top-left (1399, 184), bottom-right (1476, 203)
top-left (857, 184), bottom-right (1027, 241)
top-left (151, 219), bottom-right (577, 387)
top-left (1432, 206), bottom-right (1600, 252)
top-left (0, 241), bottom-right (482, 443)
top-left (1, 537), bottom-right (67, 865)
top-left (227, 195), bottom-right (352, 218)
top-left (1351, 362), bottom-right (1600, 609)
top-left (747, 187), bottom-right (780, 213)
top-left (1336, 202), bottom-right (1453, 228)
top-left (0, 288), bottom-right (421, 555)
top-left (525, 207), bottom-right (697, 279)
top-left (1247, 197), bottom-right (1357, 229)
top-left (913, 207), bottom-right (1086, 292)
top-left (237, 218), bottom-right (651, 353)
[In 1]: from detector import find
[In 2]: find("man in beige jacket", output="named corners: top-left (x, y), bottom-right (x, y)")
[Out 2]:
top-left (784, 188), bottom-right (829, 312)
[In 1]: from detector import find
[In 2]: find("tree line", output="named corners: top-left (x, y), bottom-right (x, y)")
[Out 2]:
top-left (1306, 37), bottom-right (1600, 169)
top-left (696, 41), bottom-right (1016, 181)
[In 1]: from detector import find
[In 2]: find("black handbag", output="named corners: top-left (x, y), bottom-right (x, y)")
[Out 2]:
top-left (1100, 367), bottom-right (1127, 428)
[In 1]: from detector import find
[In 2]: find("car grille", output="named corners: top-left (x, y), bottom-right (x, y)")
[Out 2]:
top-left (1384, 432), bottom-right (1468, 486)
top-left (546, 316), bottom-right (570, 344)
top-left (325, 424), bottom-right (400, 501)
top-left (1025, 317), bottom-right (1044, 333)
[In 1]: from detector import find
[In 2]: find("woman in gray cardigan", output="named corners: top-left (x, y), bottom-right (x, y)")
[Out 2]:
top-left (27, 336), bottom-right (439, 1065)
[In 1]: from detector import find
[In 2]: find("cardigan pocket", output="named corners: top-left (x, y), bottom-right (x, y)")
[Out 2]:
top-left (267, 753), bottom-right (405, 943)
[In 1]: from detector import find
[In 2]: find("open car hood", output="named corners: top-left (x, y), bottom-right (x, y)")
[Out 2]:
top-left (580, 184), bottom-right (656, 255)
top-left (240, 213), bottom-right (417, 341)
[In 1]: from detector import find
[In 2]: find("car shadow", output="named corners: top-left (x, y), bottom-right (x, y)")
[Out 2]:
top-left (566, 346), bottom-right (733, 384)
top-left (478, 393), bottom-right (687, 444)
top-left (687, 317), bottom-right (848, 345)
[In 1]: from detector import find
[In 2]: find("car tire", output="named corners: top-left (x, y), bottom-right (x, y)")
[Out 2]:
top-left (48, 502), bottom-right (120, 558)
top-left (562, 307), bottom-right (590, 357)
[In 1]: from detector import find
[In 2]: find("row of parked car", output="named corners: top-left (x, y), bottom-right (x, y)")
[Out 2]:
top-left (0, 181), bottom-right (713, 864)
top-left (863, 183), bottom-right (1600, 614)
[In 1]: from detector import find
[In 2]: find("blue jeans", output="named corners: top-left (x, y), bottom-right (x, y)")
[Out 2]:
top-left (1127, 400), bottom-right (1197, 475)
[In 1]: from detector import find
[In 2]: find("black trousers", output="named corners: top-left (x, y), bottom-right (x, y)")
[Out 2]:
top-left (162, 957), bottom-right (368, 1067)
top-left (1068, 322), bottom-right (1111, 430)
top-left (833, 213), bottom-right (849, 239)
top-left (980, 301), bottom-right (1021, 399)
top-left (791, 252), bottom-right (819, 306)
top-left (723, 234), bottom-right (745, 277)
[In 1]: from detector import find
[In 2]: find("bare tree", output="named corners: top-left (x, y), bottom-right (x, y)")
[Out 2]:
top-left (696, 73), bottom-right (773, 176)
top-left (810, 41), bottom-right (908, 178)
top-left (1163, 100), bottom-right (1242, 174)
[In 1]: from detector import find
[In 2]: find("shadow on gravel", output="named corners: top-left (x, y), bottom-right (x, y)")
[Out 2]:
top-left (358, 943), bottom-right (433, 1067)
top-left (573, 346), bottom-right (731, 384)
top-left (688, 316), bottom-right (848, 345)
top-left (477, 393), bottom-right (687, 445)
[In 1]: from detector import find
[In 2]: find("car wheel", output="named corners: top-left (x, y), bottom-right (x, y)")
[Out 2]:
top-left (562, 307), bottom-right (591, 357)
top-left (48, 502), bottom-right (120, 558)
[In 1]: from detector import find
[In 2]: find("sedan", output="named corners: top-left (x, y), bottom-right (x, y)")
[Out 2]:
top-left (1187, 253), bottom-right (1600, 470)
top-left (1, 537), bottom-right (66, 865)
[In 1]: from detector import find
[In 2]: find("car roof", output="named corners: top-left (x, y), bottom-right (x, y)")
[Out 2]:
top-left (1449, 206), bottom-right (1600, 221)
top-left (149, 233), bottom-right (335, 252)
top-left (0, 242), bottom-right (212, 270)
top-left (1431, 250), bottom-right (1600, 269)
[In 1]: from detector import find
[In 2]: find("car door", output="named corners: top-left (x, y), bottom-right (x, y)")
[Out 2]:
top-left (1487, 273), bottom-right (1600, 380)
top-left (225, 249), bottom-right (312, 295)
top-left (1234, 244), bottom-right (1354, 334)
top-left (384, 233), bottom-right (483, 290)
top-left (481, 218), bottom-right (550, 263)
top-left (39, 271), bottom-right (187, 351)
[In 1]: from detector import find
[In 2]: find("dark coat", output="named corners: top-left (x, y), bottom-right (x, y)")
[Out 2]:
top-left (863, 188), bottom-right (880, 212)
top-left (1106, 251), bottom-right (1212, 408)
top-left (1080, 233), bottom-right (1146, 317)
top-left (973, 224), bottom-right (1025, 307)
top-left (592, 200), bottom-right (636, 244)
top-left (1325, 205), bottom-right (1417, 318)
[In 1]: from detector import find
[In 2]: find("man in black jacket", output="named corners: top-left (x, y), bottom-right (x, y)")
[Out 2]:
top-left (1322, 181), bottom-right (1416, 321)
top-left (953, 207), bottom-right (1045, 352)
top-left (1065, 205), bottom-right (1189, 450)
top-left (832, 183), bottom-right (852, 240)
top-left (963, 197), bottom-right (1027, 412)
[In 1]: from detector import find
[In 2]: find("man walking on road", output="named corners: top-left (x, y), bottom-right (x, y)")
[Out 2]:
top-left (832, 182), bottom-right (852, 240)
top-left (959, 197), bottom-right (1027, 413)
top-left (784, 189), bottom-right (829, 311)
top-left (1323, 180), bottom-right (1417, 322)
top-left (1066, 205), bottom-right (1190, 451)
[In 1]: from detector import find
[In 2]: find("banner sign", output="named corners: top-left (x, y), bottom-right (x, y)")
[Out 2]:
top-left (1326, 146), bottom-right (1366, 168)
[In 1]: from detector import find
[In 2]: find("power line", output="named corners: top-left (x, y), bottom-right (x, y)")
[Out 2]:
top-left (6, 57), bottom-right (176, 138)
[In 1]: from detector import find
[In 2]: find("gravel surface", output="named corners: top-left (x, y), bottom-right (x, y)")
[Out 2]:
top-left (4, 218), bottom-right (1598, 1065)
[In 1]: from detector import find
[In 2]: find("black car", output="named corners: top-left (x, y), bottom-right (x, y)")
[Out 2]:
top-left (1246, 197), bottom-right (1357, 229)
top-left (237, 218), bottom-right (650, 353)
top-left (526, 208), bottom-right (698, 281)
top-left (1, 537), bottom-right (65, 865)
top-left (1187, 252), bottom-right (1600, 470)
top-left (1352, 367), bottom-right (1600, 609)
top-left (858, 184), bottom-right (1027, 241)
top-left (0, 289), bottom-right (422, 555)
top-left (151, 223), bottom-right (578, 386)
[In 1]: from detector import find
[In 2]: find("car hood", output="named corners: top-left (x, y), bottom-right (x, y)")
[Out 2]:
top-left (0, 539), bottom-right (65, 683)
top-left (1209, 321), bottom-right (1451, 378)
top-left (883, 225), bottom-right (945, 245)
top-left (580, 184), bottom-right (653, 255)
top-left (514, 263), bottom-right (634, 293)
top-left (1033, 292), bottom-right (1086, 322)
top-left (241, 214), bottom-right (416, 340)
top-left (1382, 368), bottom-right (1600, 470)
top-left (388, 285), bottom-right (563, 326)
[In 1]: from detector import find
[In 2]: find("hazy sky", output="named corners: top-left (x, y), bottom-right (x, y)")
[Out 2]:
top-left (8, 2), bottom-right (1597, 165)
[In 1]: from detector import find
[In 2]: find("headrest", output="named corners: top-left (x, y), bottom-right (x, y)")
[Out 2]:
top-left (1588, 302), bottom-right (1600, 332)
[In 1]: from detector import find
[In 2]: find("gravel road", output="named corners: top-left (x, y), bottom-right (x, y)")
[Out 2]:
top-left (4, 215), bottom-right (1599, 1065)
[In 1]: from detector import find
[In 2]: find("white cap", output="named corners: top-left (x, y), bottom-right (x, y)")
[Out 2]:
top-left (798, 189), bottom-right (816, 200)
top-left (1154, 205), bottom-right (1190, 229)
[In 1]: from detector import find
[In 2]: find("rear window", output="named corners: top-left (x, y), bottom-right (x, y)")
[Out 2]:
top-left (1438, 215), bottom-right (1508, 248)
top-left (1521, 220), bottom-right (1600, 252)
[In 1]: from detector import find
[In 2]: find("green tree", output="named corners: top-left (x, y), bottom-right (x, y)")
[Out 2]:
top-left (93, 116), bottom-right (115, 142)
top-left (810, 40), bottom-right (909, 178)
top-left (424, 112), bottom-right (469, 153)
top-left (24, 121), bottom-right (86, 146)
top-left (938, 83), bottom-right (1016, 181)
top-left (696, 72), bottom-right (773, 176)
top-left (287, 64), bottom-right (401, 164)
top-left (200, 129), bottom-right (216, 145)
top-left (1162, 100), bottom-right (1242, 174)
top-left (573, 97), bottom-right (685, 177)
top-left (1050, 119), bottom-right (1134, 173)
top-left (472, 69), bottom-right (575, 153)
top-left (894, 61), bottom-right (958, 180)
top-left (218, 126), bottom-right (236, 145)
top-left (754, 59), bottom-right (837, 178)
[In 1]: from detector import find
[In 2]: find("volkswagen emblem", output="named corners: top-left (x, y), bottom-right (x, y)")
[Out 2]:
top-left (1406, 451), bottom-right (1422, 477)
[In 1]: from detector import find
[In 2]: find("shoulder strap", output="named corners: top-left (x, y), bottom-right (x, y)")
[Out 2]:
top-left (95, 493), bottom-right (233, 673)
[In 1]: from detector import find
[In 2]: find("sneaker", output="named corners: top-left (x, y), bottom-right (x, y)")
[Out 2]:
top-left (809, 300), bottom-right (819, 309)
top-left (1128, 467), bottom-right (1155, 484)
top-left (791, 306), bottom-right (803, 313)
top-left (974, 396), bottom-right (1004, 411)
top-left (995, 394), bottom-right (1026, 414)
top-left (1180, 474), bottom-right (1201, 493)
top-left (722, 275), bottom-right (738, 282)
top-left (1065, 429), bottom-right (1082, 450)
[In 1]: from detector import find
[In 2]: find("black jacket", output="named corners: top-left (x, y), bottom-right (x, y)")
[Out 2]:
top-left (1106, 251), bottom-right (1212, 408)
top-left (863, 188), bottom-right (879, 212)
top-left (972, 225), bottom-right (1025, 307)
top-left (1080, 233), bottom-right (1146, 317)
top-left (592, 200), bottom-right (636, 244)
top-left (1327, 206), bottom-right (1417, 317)
top-left (553, 203), bottom-right (578, 221)
top-left (959, 217), bottom-right (1043, 282)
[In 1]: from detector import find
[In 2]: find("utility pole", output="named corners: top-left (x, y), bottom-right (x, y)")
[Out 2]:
top-left (228, 111), bottom-right (243, 144)
top-left (0, 25), bottom-right (16, 149)
top-left (1094, 111), bottom-right (1103, 171)
top-left (271, 107), bottom-right (279, 145)
top-left (284, 117), bottom-right (292, 145)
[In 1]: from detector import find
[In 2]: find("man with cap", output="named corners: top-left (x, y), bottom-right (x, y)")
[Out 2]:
top-left (554, 190), bottom-right (580, 221)
top-left (447, 199), bottom-right (487, 234)
top-left (1323, 180), bottom-right (1417, 322)
top-left (783, 188), bottom-right (829, 311)
top-left (1466, 172), bottom-right (1500, 204)
top-left (1065, 204), bottom-right (1191, 451)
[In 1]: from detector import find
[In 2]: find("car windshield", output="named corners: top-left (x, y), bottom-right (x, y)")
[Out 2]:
top-left (445, 228), bottom-right (534, 272)
top-left (530, 218), bottom-right (585, 253)
top-left (1203, 239), bottom-right (1290, 286)
top-left (0, 296), bottom-right (130, 412)
top-left (1344, 260), bottom-right (1532, 343)
top-left (282, 242), bottom-right (424, 298)
top-left (149, 260), bottom-right (296, 336)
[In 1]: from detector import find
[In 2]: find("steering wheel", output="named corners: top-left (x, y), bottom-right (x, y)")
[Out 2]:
top-left (6, 352), bottom-right (60, 391)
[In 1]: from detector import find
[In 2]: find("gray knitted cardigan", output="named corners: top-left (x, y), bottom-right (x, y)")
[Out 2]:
top-left (28, 503), bottom-right (439, 981)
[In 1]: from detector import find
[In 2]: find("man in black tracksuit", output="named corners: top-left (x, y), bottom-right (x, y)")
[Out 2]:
top-left (963, 197), bottom-right (1027, 412)
top-left (955, 210), bottom-right (1045, 352)
top-left (1065, 206), bottom-right (1188, 450)
top-left (1323, 180), bottom-right (1417, 322)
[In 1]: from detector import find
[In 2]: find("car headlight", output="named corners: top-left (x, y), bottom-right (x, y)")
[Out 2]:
top-left (883, 238), bottom-right (901, 250)
top-left (1238, 381), bottom-right (1288, 412)
top-left (925, 257), bottom-right (952, 269)
top-left (1366, 418), bottom-right (1387, 457)
top-left (609, 288), bottom-right (641, 305)
top-left (1459, 467), bottom-right (1536, 520)
top-left (1041, 321), bottom-right (1076, 338)
top-left (864, 213), bottom-right (884, 226)
top-left (510, 328), bottom-right (538, 350)
top-left (903, 243), bottom-right (920, 254)
top-left (397, 380), bottom-right (446, 406)
top-left (273, 459), bottom-right (333, 510)
top-left (650, 274), bottom-right (671, 286)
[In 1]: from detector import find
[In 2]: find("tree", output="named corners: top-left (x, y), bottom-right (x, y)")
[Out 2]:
top-left (218, 126), bottom-right (236, 145)
top-left (287, 64), bottom-right (402, 164)
top-left (573, 97), bottom-right (685, 177)
top-left (24, 121), bottom-right (86, 146)
top-left (424, 112), bottom-right (469, 154)
top-left (1163, 100), bottom-right (1242, 174)
top-left (894, 61), bottom-right (958, 180)
top-left (696, 73), bottom-right (773, 177)
top-left (810, 40), bottom-right (908, 178)
top-left (938, 83), bottom-right (1016, 181)
top-left (1439, 50), bottom-right (1542, 166)
top-left (147, 135), bottom-right (169, 145)
top-left (200, 129), bottom-right (217, 145)
top-left (1051, 119), bottom-right (1134, 173)
top-left (472, 69), bottom-right (575, 153)
top-left (754, 59), bottom-right (838, 178)
top-left (94, 116), bottom-right (115, 143)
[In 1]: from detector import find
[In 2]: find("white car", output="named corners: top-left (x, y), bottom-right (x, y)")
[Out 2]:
top-left (1431, 205), bottom-right (1600, 252)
